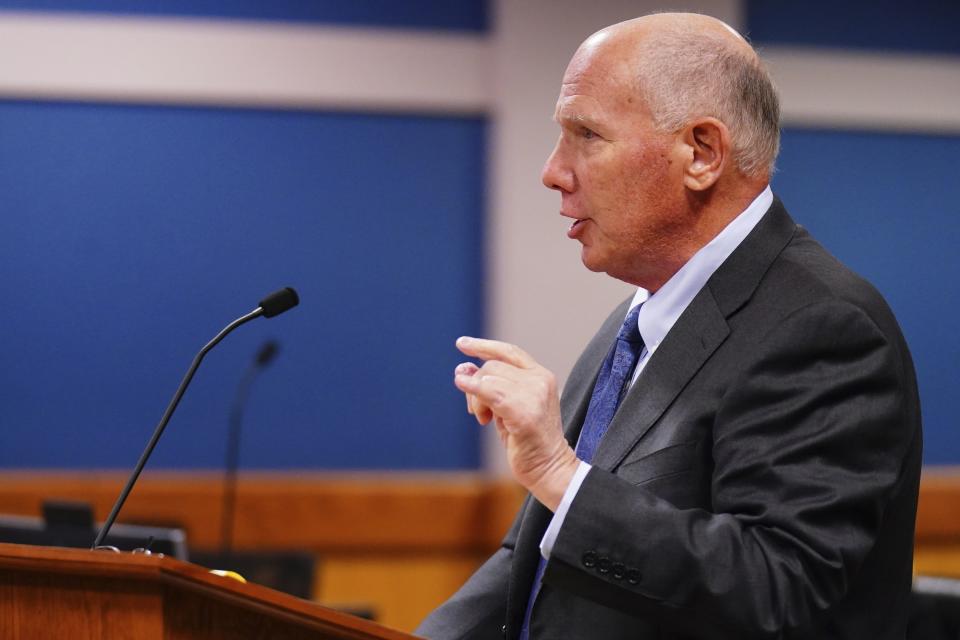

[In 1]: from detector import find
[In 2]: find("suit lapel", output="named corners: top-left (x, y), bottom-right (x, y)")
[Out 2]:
top-left (708, 197), bottom-right (797, 317)
top-left (591, 288), bottom-right (728, 469)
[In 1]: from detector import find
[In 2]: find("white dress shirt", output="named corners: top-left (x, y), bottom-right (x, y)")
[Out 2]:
top-left (539, 186), bottom-right (774, 559)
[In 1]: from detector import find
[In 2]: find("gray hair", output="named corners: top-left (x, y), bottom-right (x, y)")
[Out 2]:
top-left (634, 27), bottom-right (780, 177)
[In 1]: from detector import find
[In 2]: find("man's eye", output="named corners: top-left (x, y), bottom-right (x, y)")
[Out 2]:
top-left (581, 127), bottom-right (597, 140)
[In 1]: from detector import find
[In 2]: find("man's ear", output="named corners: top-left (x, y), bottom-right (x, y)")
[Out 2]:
top-left (681, 117), bottom-right (730, 191)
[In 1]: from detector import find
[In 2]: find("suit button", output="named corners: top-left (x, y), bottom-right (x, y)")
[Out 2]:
top-left (611, 562), bottom-right (626, 579)
top-left (626, 568), bottom-right (641, 584)
top-left (501, 624), bottom-right (507, 636)
top-left (582, 551), bottom-right (597, 568)
top-left (597, 557), bottom-right (611, 574)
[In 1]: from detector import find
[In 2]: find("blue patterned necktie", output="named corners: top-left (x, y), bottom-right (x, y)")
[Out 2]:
top-left (518, 304), bottom-right (644, 640)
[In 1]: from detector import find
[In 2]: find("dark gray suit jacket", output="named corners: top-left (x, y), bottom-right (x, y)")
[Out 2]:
top-left (417, 199), bottom-right (922, 639)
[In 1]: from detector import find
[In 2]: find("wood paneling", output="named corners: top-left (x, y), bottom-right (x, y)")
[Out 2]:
top-left (914, 469), bottom-right (960, 543)
top-left (0, 472), bottom-right (525, 552)
top-left (8, 469), bottom-right (960, 628)
top-left (0, 471), bottom-right (525, 632)
top-left (912, 468), bottom-right (960, 579)
top-left (317, 553), bottom-right (488, 632)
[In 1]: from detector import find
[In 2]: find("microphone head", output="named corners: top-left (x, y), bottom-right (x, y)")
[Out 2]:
top-left (259, 287), bottom-right (299, 318)
top-left (255, 340), bottom-right (279, 367)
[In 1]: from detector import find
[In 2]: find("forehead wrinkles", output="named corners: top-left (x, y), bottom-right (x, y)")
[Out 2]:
top-left (556, 71), bottom-right (639, 127)
top-left (554, 96), bottom-right (601, 127)
top-left (561, 50), bottom-right (638, 106)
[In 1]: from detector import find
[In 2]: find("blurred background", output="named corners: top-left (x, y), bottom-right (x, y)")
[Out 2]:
top-left (0, 0), bottom-right (958, 632)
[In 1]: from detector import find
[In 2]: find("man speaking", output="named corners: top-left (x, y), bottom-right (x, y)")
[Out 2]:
top-left (418, 12), bottom-right (921, 640)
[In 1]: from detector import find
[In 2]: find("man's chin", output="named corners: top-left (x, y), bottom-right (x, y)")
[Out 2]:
top-left (580, 247), bottom-right (607, 273)
top-left (581, 250), bottom-right (643, 286)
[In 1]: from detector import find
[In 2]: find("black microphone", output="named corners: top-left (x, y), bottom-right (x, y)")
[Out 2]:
top-left (92, 288), bottom-right (299, 551)
top-left (255, 340), bottom-right (279, 367)
top-left (259, 287), bottom-right (299, 318)
top-left (219, 340), bottom-right (280, 555)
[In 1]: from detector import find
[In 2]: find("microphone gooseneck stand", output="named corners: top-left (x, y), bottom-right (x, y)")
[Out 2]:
top-left (92, 287), bottom-right (299, 551)
top-left (220, 341), bottom-right (278, 555)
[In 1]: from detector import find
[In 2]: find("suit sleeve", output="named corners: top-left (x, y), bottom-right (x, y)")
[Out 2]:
top-left (415, 496), bottom-right (529, 639)
top-left (543, 300), bottom-right (918, 636)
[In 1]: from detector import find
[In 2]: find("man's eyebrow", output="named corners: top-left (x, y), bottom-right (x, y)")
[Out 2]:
top-left (554, 111), bottom-right (601, 128)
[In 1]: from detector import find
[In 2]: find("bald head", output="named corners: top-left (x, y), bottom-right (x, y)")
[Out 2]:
top-left (576, 13), bottom-right (780, 178)
top-left (589, 13), bottom-right (752, 52)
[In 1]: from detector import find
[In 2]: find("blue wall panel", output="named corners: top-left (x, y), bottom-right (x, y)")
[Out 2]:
top-left (0, 101), bottom-right (485, 470)
top-left (746, 0), bottom-right (960, 55)
top-left (0, 1), bottom-right (488, 32)
top-left (773, 128), bottom-right (960, 464)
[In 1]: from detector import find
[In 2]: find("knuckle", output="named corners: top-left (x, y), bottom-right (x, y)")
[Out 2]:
top-left (537, 377), bottom-right (550, 395)
top-left (533, 373), bottom-right (552, 397)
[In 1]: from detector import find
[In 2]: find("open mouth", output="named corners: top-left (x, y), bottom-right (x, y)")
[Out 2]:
top-left (567, 218), bottom-right (588, 239)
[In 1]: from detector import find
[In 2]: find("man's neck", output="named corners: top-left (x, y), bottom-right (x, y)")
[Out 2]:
top-left (642, 180), bottom-right (769, 293)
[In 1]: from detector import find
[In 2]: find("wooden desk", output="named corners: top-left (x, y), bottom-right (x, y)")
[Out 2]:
top-left (0, 541), bottom-right (417, 640)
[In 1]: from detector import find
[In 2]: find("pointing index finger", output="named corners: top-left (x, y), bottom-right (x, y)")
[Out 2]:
top-left (456, 336), bottom-right (536, 369)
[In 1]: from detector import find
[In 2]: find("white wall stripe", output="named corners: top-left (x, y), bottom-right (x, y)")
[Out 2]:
top-left (1, 13), bottom-right (958, 132)
top-left (765, 46), bottom-right (960, 134)
top-left (0, 12), bottom-right (490, 114)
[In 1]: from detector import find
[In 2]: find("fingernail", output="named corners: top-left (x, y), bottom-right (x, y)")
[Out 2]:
top-left (457, 336), bottom-right (472, 346)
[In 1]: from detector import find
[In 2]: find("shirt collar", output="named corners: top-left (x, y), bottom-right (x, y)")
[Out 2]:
top-left (628, 185), bottom-right (774, 353)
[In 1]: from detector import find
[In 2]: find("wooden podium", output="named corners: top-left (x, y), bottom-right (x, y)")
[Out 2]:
top-left (0, 542), bottom-right (420, 640)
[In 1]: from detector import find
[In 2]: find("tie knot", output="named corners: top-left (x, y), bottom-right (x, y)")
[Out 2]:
top-left (617, 304), bottom-right (643, 344)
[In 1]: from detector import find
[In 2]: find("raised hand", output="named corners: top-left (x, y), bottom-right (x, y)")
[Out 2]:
top-left (454, 337), bottom-right (579, 511)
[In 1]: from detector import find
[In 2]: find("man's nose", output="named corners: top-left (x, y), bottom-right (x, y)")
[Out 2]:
top-left (541, 140), bottom-right (575, 193)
